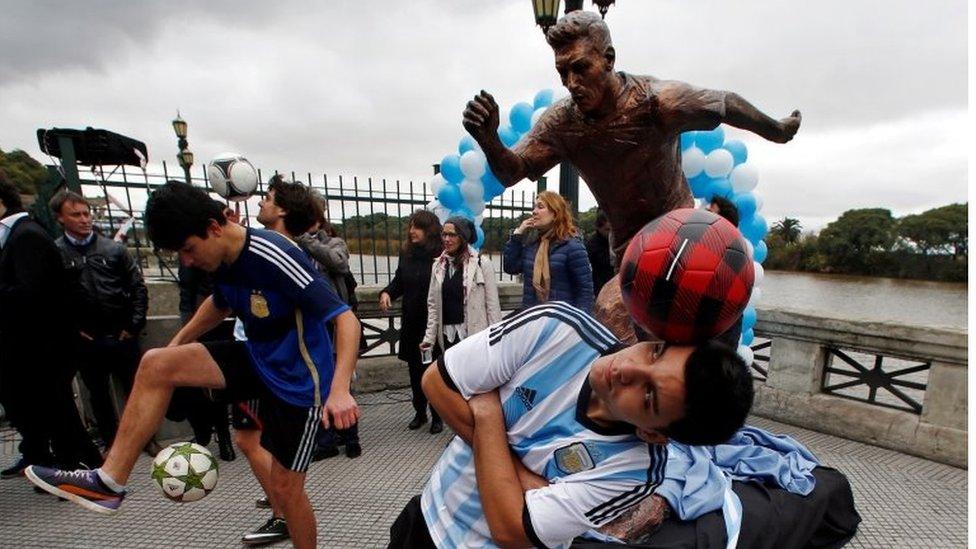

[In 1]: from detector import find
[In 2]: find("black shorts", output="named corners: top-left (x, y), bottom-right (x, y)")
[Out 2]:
top-left (204, 340), bottom-right (321, 473)
top-left (388, 495), bottom-right (436, 549)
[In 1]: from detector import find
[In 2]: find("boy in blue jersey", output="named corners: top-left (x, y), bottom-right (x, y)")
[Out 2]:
top-left (27, 182), bottom-right (360, 549)
top-left (389, 301), bottom-right (753, 548)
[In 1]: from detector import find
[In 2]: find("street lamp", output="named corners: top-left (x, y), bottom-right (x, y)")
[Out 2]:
top-left (171, 111), bottom-right (193, 184)
top-left (532, 0), bottom-right (561, 35)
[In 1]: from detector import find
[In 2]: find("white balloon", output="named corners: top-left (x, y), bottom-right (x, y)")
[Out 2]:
top-left (426, 198), bottom-right (440, 212)
top-left (730, 163), bottom-right (759, 193)
top-left (681, 146), bottom-right (706, 178)
top-left (748, 286), bottom-right (763, 308)
top-left (743, 237), bottom-right (754, 259)
top-left (430, 173), bottom-right (448, 196)
top-left (459, 150), bottom-right (486, 180)
top-left (737, 344), bottom-right (754, 367)
top-left (754, 194), bottom-right (764, 213)
top-left (531, 107), bottom-right (548, 127)
top-left (753, 261), bottom-right (765, 285)
top-left (704, 149), bottom-right (734, 178)
top-left (475, 214), bottom-right (484, 225)
top-left (467, 200), bottom-right (486, 217)
top-left (459, 179), bottom-right (484, 204)
top-left (433, 205), bottom-right (450, 224)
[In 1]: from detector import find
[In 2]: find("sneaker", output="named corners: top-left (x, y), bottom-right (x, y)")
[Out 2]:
top-left (1, 457), bottom-right (29, 479)
top-left (24, 466), bottom-right (124, 514)
top-left (345, 442), bottom-right (362, 459)
top-left (256, 495), bottom-right (271, 509)
top-left (241, 517), bottom-right (290, 546)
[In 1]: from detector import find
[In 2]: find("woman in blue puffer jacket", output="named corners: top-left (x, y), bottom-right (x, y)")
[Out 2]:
top-left (504, 190), bottom-right (595, 313)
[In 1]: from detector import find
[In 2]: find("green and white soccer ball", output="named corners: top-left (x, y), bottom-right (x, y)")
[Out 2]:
top-left (151, 442), bottom-right (219, 502)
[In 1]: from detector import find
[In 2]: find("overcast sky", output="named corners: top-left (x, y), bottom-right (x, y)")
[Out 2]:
top-left (0, 0), bottom-right (967, 231)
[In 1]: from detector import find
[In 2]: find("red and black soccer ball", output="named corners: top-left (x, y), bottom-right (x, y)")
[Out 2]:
top-left (619, 208), bottom-right (754, 344)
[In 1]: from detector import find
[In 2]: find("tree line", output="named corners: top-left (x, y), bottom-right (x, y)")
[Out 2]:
top-left (765, 203), bottom-right (967, 282)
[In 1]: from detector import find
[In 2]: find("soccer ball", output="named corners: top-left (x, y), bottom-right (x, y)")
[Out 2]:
top-left (619, 208), bottom-right (754, 344)
top-left (207, 153), bottom-right (258, 201)
top-left (150, 442), bottom-right (219, 502)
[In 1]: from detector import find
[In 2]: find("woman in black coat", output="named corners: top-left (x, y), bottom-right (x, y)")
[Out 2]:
top-left (379, 210), bottom-right (444, 433)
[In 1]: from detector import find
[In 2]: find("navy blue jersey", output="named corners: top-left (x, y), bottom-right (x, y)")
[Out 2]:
top-left (211, 228), bottom-right (349, 407)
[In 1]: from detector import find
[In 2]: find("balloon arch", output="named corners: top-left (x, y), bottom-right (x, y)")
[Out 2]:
top-left (428, 89), bottom-right (767, 366)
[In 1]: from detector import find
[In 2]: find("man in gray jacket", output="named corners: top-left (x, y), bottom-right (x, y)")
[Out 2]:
top-left (51, 189), bottom-right (148, 448)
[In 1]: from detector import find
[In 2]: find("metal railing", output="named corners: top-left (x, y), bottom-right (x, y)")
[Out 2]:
top-left (821, 347), bottom-right (930, 414)
top-left (62, 161), bottom-right (535, 284)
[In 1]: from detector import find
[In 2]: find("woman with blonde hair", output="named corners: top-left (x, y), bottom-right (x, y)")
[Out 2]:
top-left (503, 190), bottom-right (594, 312)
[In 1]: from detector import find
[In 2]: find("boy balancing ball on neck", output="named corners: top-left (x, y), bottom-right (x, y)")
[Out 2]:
top-left (388, 301), bottom-right (753, 549)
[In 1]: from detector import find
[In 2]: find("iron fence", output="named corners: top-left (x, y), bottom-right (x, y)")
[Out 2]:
top-left (64, 161), bottom-right (535, 285)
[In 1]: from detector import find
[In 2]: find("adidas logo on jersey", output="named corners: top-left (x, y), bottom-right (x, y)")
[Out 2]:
top-left (515, 386), bottom-right (537, 410)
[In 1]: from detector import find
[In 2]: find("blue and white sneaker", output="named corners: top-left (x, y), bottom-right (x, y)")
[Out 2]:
top-left (25, 466), bottom-right (125, 514)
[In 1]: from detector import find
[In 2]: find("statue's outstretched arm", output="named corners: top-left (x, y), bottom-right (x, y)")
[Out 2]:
top-left (463, 90), bottom-right (528, 186)
top-left (723, 92), bottom-right (802, 144)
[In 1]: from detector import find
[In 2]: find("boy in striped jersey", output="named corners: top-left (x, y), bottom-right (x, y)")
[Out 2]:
top-left (389, 302), bottom-right (752, 548)
top-left (27, 182), bottom-right (360, 549)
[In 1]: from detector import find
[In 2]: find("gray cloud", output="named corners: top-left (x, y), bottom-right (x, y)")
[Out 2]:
top-left (0, 0), bottom-right (966, 229)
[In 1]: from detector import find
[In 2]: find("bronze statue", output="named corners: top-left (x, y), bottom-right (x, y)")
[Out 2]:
top-left (463, 10), bottom-right (800, 343)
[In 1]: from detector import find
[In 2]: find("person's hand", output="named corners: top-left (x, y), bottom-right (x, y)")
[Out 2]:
top-left (323, 389), bottom-right (359, 430)
top-left (118, 330), bottom-right (133, 341)
top-left (79, 331), bottom-right (94, 341)
top-left (775, 109), bottom-right (802, 143)
top-left (378, 292), bottom-right (391, 312)
top-left (223, 206), bottom-right (241, 224)
top-left (513, 217), bottom-right (536, 235)
top-left (462, 90), bottom-right (501, 146)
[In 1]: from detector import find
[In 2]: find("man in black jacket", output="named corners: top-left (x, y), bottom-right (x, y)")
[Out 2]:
top-left (51, 190), bottom-right (148, 448)
top-left (0, 174), bottom-right (102, 478)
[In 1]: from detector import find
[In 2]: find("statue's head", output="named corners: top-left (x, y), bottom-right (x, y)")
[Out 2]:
top-left (546, 10), bottom-right (617, 116)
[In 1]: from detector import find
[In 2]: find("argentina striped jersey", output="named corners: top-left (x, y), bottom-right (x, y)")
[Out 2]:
top-left (421, 302), bottom-right (667, 548)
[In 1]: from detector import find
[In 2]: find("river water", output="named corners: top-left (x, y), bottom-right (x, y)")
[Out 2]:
top-left (350, 254), bottom-right (967, 331)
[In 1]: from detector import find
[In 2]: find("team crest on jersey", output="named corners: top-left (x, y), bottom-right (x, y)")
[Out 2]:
top-left (554, 442), bottom-right (595, 475)
top-left (250, 291), bottom-right (270, 318)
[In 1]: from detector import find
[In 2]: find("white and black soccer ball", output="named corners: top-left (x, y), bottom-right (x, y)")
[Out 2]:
top-left (207, 153), bottom-right (258, 201)
top-left (151, 442), bottom-right (219, 503)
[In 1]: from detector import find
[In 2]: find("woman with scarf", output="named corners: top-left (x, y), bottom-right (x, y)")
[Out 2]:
top-left (504, 190), bottom-right (595, 313)
top-left (379, 210), bottom-right (443, 433)
top-left (421, 216), bottom-right (502, 433)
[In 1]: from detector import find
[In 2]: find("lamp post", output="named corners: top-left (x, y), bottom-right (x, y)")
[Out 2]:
top-left (172, 112), bottom-right (193, 185)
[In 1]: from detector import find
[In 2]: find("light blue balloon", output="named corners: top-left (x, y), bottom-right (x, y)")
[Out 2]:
top-left (438, 184), bottom-right (463, 210)
top-left (742, 306), bottom-right (757, 331)
top-left (509, 102), bottom-right (534, 133)
top-left (733, 192), bottom-right (757, 219)
top-left (482, 170), bottom-right (505, 201)
top-left (458, 135), bottom-right (479, 155)
top-left (688, 173), bottom-right (711, 198)
top-left (680, 132), bottom-right (697, 151)
top-left (474, 226), bottom-right (485, 249)
top-left (533, 89), bottom-right (554, 109)
top-left (742, 214), bottom-right (768, 243)
top-left (440, 154), bottom-right (463, 184)
top-left (741, 329), bottom-right (755, 346)
top-left (704, 177), bottom-right (733, 201)
top-left (723, 139), bottom-right (748, 165)
top-left (754, 240), bottom-right (768, 263)
top-left (695, 127), bottom-right (725, 154)
top-left (498, 125), bottom-right (519, 148)
top-left (450, 206), bottom-right (474, 221)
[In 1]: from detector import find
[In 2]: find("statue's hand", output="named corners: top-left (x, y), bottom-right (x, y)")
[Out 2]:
top-left (463, 90), bottom-right (501, 145)
top-left (776, 109), bottom-right (802, 143)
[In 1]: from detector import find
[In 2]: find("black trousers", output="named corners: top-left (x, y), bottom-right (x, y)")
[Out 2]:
top-left (76, 335), bottom-right (140, 447)
top-left (0, 351), bottom-right (102, 468)
top-left (388, 495), bottom-right (436, 549)
top-left (407, 357), bottom-right (439, 423)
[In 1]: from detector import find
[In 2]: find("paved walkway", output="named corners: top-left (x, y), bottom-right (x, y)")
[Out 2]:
top-left (0, 390), bottom-right (967, 548)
